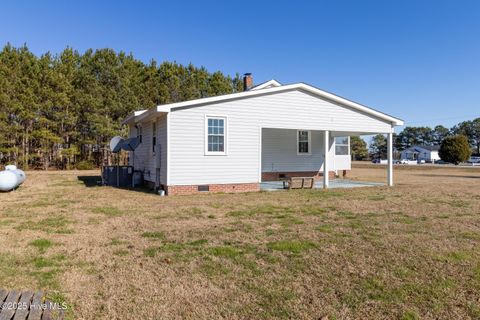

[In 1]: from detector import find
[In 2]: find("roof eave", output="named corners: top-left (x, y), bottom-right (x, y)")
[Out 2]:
top-left (121, 109), bottom-right (148, 125)
top-left (134, 106), bottom-right (170, 123)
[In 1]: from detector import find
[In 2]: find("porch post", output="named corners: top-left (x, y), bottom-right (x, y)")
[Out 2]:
top-left (387, 132), bottom-right (393, 186)
top-left (323, 130), bottom-right (329, 188)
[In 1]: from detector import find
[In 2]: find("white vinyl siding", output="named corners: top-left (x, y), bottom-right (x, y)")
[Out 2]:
top-left (157, 115), bottom-right (168, 185)
top-left (174, 89), bottom-right (391, 133)
top-left (262, 129), bottom-right (335, 173)
top-left (168, 89), bottom-right (370, 185)
top-left (129, 114), bottom-right (168, 185)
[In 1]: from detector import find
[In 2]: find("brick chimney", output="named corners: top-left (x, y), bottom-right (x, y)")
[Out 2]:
top-left (243, 73), bottom-right (253, 91)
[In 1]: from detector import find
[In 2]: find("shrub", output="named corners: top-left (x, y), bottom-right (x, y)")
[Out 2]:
top-left (75, 160), bottom-right (95, 170)
top-left (439, 135), bottom-right (471, 165)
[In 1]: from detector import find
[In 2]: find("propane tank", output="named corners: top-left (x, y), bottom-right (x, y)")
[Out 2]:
top-left (0, 170), bottom-right (18, 191)
top-left (13, 169), bottom-right (26, 185)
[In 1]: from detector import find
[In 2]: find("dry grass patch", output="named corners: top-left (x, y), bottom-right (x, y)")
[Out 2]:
top-left (0, 166), bottom-right (479, 319)
top-left (267, 240), bottom-right (316, 254)
top-left (91, 206), bottom-right (123, 216)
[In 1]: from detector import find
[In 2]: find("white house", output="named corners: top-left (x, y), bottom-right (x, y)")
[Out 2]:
top-left (122, 75), bottom-right (404, 195)
top-left (400, 145), bottom-right (440, 162)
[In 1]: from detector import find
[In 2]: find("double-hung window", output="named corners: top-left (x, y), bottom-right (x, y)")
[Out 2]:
top-left (335, 136), bottom-right (349, 155)
top-left (206, 116), bottom-right (226, 155)
top-left (297, 130), bottom-right (311, 155)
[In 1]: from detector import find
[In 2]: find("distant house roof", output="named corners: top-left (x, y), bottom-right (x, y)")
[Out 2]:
top-left (403, 145), bottom-right (440, 153)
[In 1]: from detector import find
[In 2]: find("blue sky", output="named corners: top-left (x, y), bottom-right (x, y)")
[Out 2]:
top-left (1, 0), bottom-right (479, 131)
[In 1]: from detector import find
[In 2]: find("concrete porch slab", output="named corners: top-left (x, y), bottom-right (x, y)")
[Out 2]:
top-left (260, 179), bottom-right (384, 191)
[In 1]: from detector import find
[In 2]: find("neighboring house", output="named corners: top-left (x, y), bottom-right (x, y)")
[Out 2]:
top-left (400, 145), bottom-right (440, 162)
top-left (122, 74), bottom-right (404, 195)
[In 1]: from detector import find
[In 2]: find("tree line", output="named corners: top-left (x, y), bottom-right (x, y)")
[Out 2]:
top-left (0, 44), bottom-right (243, 169)
top-left (365, 119), bottom-right (480, 159)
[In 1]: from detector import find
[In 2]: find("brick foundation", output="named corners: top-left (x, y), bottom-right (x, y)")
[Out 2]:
top-left (166, 183), bottom-right (260, 196)
top-left (261, 171), bottom-right (337, 181)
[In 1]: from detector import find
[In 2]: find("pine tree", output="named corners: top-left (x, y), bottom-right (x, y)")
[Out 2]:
top-left (0, 44), bottom-right (256, 169)
top-left (350, 136), bottom-right (368, 160)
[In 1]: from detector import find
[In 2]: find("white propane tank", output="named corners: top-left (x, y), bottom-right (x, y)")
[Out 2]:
top-left (5, 164), bottom-right (17, 171)
top-left (0, 170), bottom-right (18, 191)
top-left (13, 169), bottom-right (26, 185)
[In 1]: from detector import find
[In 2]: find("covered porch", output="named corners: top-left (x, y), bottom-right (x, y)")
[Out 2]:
top-left (260, 128), bottom-right (395, 188)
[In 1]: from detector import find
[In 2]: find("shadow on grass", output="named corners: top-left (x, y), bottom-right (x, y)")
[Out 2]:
top-left (77, 175), bottom-right (156, 195)
top-left (77, 175), bottom-right (102, 187)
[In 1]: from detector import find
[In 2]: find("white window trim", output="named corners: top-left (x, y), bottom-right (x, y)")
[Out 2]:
top-left (205, 115), bottom-right (228, 156)
top-left (334, 136), bottom-right (350, 156)
top-left (297, 130), bottom-right (312, 155)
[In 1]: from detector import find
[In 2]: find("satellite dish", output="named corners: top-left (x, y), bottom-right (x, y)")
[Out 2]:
top-left (121, 137), bottom-right (141, 151)
top-left (109, 136), bottom-right (124, 153)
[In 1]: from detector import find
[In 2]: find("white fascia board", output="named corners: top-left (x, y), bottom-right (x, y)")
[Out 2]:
top-left (156, 105), bottom-right (171, 112)
top-left (122, 107), bottom-right (174, 125)
top-left (135, 110), bottom-right (147, 116)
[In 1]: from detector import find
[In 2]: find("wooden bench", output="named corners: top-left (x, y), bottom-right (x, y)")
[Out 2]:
top-left (285, 177), bottom-right (315, 189)
top-left (0, 289), bottom-right (65, 320)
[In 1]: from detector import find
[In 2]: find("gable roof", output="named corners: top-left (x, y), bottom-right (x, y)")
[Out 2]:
top-left (124, 82), bottom-right (404, 126)
top-left (250, 79), bottom-right (282, 90)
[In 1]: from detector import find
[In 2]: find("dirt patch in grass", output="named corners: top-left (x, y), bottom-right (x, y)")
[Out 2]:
top-left (0, 166), bottom-right (479, 319)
